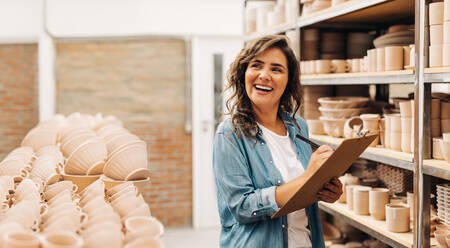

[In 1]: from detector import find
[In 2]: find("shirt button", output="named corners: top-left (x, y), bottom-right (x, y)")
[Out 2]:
top-left (277, 180), bottom-right (281, 184)
top-left (269, 160), bottom-right (273, 164)
top-left (253, 212), bottom-right (257, 216)
top-left (261, 142), bottom-right (265, 145)
top-left (282, 224), bottom-right (285, 228)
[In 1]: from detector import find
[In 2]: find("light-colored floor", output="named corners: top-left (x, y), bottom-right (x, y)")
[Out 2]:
top-left (162, 227), bottom-right (221, 248)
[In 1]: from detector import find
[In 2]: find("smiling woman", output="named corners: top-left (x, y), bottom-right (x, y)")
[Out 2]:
top-left (212, 35), bottom-right (343, 248)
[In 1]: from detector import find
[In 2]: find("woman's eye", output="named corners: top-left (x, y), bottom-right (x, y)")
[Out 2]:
top-left (272, 67), bottom-right (282, 72)
top-left (251, 63), bottom-right (261, 68)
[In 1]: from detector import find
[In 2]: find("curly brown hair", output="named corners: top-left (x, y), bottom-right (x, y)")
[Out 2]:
top-left (224, 35), bottom-right (302, 139)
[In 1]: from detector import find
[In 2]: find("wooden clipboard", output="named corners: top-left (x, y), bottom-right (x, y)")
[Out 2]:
top-left (271, 134), bottom-right (378, 219)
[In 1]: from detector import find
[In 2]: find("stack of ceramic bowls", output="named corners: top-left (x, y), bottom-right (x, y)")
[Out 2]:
top-left (321, 32), bottom-right (346, 59)
top-left (318, 97), bottom-right (370, 138)
top-left (21, 125), bottom-right (58, 151)
top-left (124, 216), bottom-right (164, 247)
top-left (107, 181), bottom-right (151, 222)
top-left (429, 2), bottom-right (444, 67)
top-left (78, 180), bottom-right (124, 248)
top-left (384, 113), bottom-right (402, 151)
top-left (301, 29), bottom-right (320, 60)
top-left (30, 153), bottom-right (62, 185)
top-left (437, 183), bottom-right (450, 225)
top-left (102, 127), bottom-right (149, 181)
top-left (347, 32), bottom-right (372, 59)
top-left (0, 147), bottom-right (34, 180)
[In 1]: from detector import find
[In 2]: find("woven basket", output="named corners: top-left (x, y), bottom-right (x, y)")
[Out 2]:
top-left (376, 163), bottom-right (413, 194)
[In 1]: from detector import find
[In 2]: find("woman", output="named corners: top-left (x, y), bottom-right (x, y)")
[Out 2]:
top-left (212, 35), bottom-right (343, 248)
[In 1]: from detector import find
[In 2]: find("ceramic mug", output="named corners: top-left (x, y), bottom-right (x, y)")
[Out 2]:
top-left (376, 47), bottom-right (385, 72)
top-left (330, 60), bottom-right (349, 73)
top-left (384, 46), bottom-right (403, 71)
top-left (386, 204), bottom-right (410, 233)
top-left (369, 188), bottom-right (389, 220)
top-left (353, 186), bottom-right (371, 215)
top-left (315, 60), bottom-right (332, 74)
top-left (430, 2), bottom-right (445, 25)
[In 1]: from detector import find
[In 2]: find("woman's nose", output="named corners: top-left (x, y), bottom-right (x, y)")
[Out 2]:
top-left (258, 68), bottom-right (271, 81)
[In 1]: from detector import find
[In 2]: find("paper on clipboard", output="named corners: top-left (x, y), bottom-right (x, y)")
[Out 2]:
top-left (271, 134), bottom-right (378, 219)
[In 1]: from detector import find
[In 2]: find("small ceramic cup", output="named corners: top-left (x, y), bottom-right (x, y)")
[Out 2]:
top-left (369, 188), bottom-right (389, 220)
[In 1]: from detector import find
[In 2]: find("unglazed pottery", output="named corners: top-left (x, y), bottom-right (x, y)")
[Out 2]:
top-left (386, 204), bottom-right (410, 233)
top-left (369, 188), bottom-right (389, 220)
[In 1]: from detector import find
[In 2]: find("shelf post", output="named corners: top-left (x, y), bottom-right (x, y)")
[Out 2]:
top-left (413, 0), bottom-right (430, 247)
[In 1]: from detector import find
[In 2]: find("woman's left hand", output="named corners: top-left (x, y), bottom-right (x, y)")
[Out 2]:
top-left (317, 177), bottom-right (343, 203)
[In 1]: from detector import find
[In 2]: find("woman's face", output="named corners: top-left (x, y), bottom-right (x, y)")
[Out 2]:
top-left (245, 47), bottom-right (289, 112)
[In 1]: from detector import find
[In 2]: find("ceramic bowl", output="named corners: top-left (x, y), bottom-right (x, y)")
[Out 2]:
top-left (306, 119), bottom-right (325, 135)
top-left (101, 176), bottom-right (150, 195)
top-left (103, 142), bottom-right (148, 180)
top-left (319, 117), bottom-right (346, 138)
top-left (319, 107), bottom-right (367, 119)
top-left (65, 139), bottom-right (107, 175)
top-left (61, 173), bottom-right (101, 193)
top-left (318, 97), bottom-right (370, 109)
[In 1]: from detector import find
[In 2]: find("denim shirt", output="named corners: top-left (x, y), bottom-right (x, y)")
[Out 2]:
top-left (212, 112), bottom-right (325, 248)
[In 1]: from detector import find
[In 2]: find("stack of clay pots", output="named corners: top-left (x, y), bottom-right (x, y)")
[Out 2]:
top-left (360, 114), bottom-right (381, 147)
top-left (347, 32), bottom-right (373, 59)
top-left (436, 184), bottom-right (450, 247)
top-left (384, 113), bottom-right (402, 152)
top-left (399, 100), bottom-right (413, 153)
top-left (318, 97), bottom-right (370, 138)
top-left (301, 29), bottom-right (320, 60)
top-left (245, 0), bottom-right (298, 34)
top-left (321, 32), bottom-right (346, 59)
top-left (439, 133), bottom-right (450, 163)
top-left (429, 2), bottom-right (445, 67)
top-left (432, 98), bottom-right (450, 162)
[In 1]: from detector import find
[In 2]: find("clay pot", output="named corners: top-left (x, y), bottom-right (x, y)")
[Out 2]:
top-left (385, 46), bottom-right (403, 71)
top-left (390, 132), bottom-right (402, 151)
top-left (101, 176), bottom-right (150, 195)
top-left (346, 185), bottom-right (357, 211)
top-left (387, 114), bottom-right (402, 132)
top-left (432, 118), bottom-right (442, 137)
top-left (376, 48), bottom-right (385, 72)
top-left (368, 49), bottom-right (377, 72)
top-left (306, 119), bottom-right (325, 135)
top-left (353, 186), bottom-right (371, 215)
top-left (401, 132), bottom-right (412, 153)
top-left (433, 138), bottom-right (445, 160)
top-left (369, 188), bottom-right (389, 220)
top-left (344, 117), bottom-right (363, 138)
top-left (399, 101), bottom-right (412, 118)
top-left (403, 46), bottom-right (411, 67)
top-left (442, 119), bottom-right (450, 134)
top-left (338, 174), bottom-right (359, 203)
top-left (315, 60), bottom-right (332, 74)
top-left (360, 114), bottom-right (380, 131)
top-left (430, 2), bottom-right (445, 25)
top-left (386, 204), bottom-right (410, 233)
top-left (439, 139), bottom-right (450, 163)
top-left (330, 60), bottom-right (349, 73)
top-left (430, 25), bottom-right (444, 45)
top-left (318, 97), bottom-right (370, 109)
top-left (442, 101), bottom-right (450, 119)
top-left (430, 45), bottom-right (444, 67)
top-left (319, 117), bottom-right (346, 137)
top-left (406, 192), bottom-right (414, 221)
top-left (3, 232), bottom-right (40, 248)
top-left (61, 173), bottom-right (101, 193)
top-left (41, 231), bottom-right (83, 248)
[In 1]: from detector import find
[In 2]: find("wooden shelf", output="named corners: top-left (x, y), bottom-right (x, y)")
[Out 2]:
top-left (424, 67), bottom-right (450, 83)
top-left (423, 159), bottom-right (450, 180)
top-left (310, 134), bottom-right (414, 170)
top-left (244, 22), bottom-right (297, 42)
top-left (298, 0), bottom-right (414, 28)
top-left (319, 202), bottom-right (438, 248)
top-left (301, 70), bottom-right (415, 85)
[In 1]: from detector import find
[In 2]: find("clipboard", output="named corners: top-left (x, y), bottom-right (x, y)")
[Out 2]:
top-left (271, 134), bottom-right (378, 219)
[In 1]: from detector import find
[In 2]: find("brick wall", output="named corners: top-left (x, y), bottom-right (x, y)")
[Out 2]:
top-left (0, 44), bottom-right (39, 160)
top-left (55, 39), bottom-right (192, 227)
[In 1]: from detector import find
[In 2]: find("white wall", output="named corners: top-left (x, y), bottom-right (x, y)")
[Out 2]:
top-left (0, 0), bottom-right (40, 43)
top-left (45, 0), bottom-right (244, 38)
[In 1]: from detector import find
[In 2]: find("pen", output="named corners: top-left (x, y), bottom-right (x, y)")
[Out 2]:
top-left (295, 134), bottom-right (320, 150)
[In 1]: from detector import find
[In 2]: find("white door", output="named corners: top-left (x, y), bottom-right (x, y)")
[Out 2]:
top-left (192, 36), bottom-right (243, 228)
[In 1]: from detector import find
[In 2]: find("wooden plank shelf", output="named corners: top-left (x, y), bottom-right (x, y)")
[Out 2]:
top-left (297, 0), bottom-right (414, 27)
top-left (301, 70), bottom-right (415, 85)
top-left (319, 202), bottom-right (438, 248)
top-left (310, 134), bottom-right (414, 171)
top-left (424, 67), bottom-right (450, 83)
top-left (423, 159), bottom-right (450, 180)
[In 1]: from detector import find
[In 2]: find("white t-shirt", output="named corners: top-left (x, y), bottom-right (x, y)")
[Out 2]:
top-left (258, 124), bottom-right (312, 248)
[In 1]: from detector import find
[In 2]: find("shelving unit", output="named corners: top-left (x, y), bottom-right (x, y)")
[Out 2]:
top-left (319, 202), bottom-right (438, 248)
top-left (243, 0), bottom-right (448, 247)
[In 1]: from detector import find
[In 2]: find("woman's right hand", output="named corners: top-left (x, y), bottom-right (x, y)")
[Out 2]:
top-left (306, 145), bottom-right (334, 176)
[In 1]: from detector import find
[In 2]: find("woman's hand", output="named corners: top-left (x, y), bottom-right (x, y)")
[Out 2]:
top-left (306, 145), bottom-right (334, 176)
top-left (318, 177), bottom-right (343, 203)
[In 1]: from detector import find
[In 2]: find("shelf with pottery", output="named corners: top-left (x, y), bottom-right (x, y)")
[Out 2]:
top-left (424, 67), bottom-right (450, 83)
top-left (301, 69), bottom-right (415, 85)
top-left (309, 134), bottom-right (414, 171)
top-left (297, 0), bottom-right (414, 28)
top-left (423, 159), bottom-right (450, 181)
top-left (245, 22), bottom-right (298, 42)
top-left (319, 202), bottom-right (438, 248)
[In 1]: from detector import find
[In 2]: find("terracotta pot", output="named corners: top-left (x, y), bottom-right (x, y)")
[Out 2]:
top-left (386, 204), bottom-right (410, 233)
top-left (432, 118), bottom-right (442, 137)
top-left (442, 101), bottom-right (450, 119)
top-left (376, 48), bottom-right (385, 72)
top-left (390, 132), bottom-right (402, 151)
top-left (430, 2), bottom-right (445, 25)
top-left (385, 46), bottom-right (403, 71)
top-left (433, 138), bottom-right (445, 159)
top-left (353, 186), bottom-right (371, 215)
top-left (369, 188), bottom-right (389, 220)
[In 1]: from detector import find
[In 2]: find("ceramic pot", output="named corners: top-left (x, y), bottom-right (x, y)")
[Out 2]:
top-left (444, 44), bottom-right (450, 66)
top-left (350, 59), bottom-right (361, 73)
top-left (41, 231), bottom-right (83, 248)
top-left (399, 101), bottom-right (412, 118)
top-left (445, 21), bottom-right (450, 44)
top-left (442, 101), bottom-right (450, 119)
top-left (387, 114), bottom-right (402, 132)
top-left (368, 49), bottom-right (377, 72)
top-left (306, 119), bottom-right (325, 135)
top-left (432, 99), bottom-right (441, 119)
top-left (386, 204), bottom-right (410, 233)
top-left (330, 60), bottom-right (349, 73)
top-left (376, 48), bottom-right (385, 72)
top-left (369, 188), bottom-right (389, 220)
top-left (443, 119), bottom-right (450, 134)
top-left (360, 114), bottom-right (380, 131)
top-left (346, 185), bottom-right (357, 211)
top-left (401, 118), bottom-right (412, 133)
top-left (401, 132), bottom-right (412, 153)
top-left (315, 60), bottom-right (332, 74)
top-left (403, 46), bottom-right (411, 67)
top-left (430, 25), bottom-right (444, 45)
top-left (344, 117), bottom-right (363, 138)
top-left (432, 118), bottom-right (442, 137)
top-left (319, 117), bottom-right (346, 138)
top-left (338, 174), bottom-right (359, 203)
top-left (433, 138), bottom-right (445, 160)
top-left (440, 139), bottom-right (450, 163)
top-left (390, 132), bottom-right (402, 151)
top-left (353, 186), bottom-right (371, 215)
top-left (385, 46), bottom-right (403, 71)
top-left (406, 192), bottom-right (414, 221)
top-left (430, 2), bottom-right (445, 25)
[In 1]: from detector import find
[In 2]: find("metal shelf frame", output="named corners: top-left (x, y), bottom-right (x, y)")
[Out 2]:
top-left (242, 0), bottom-right (445, 247)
